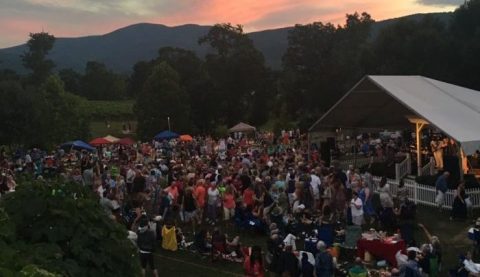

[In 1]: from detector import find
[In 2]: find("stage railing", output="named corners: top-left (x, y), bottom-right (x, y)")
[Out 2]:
top-left (338, 156), bottom-right (374, 171)
top-left (395, 154), bottom-right (411, 180)
top-left (420, 157), bottom-right (436, 176)
top-left (372, 176), bottom-right (480, 209)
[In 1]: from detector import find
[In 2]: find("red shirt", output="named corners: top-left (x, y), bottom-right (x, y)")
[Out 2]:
top-left (243, 188), bottom-right (254, 207)
top-left (223, 193), bottom-right (236, 209)
top-left (194, 185), bottom-right (206, 208)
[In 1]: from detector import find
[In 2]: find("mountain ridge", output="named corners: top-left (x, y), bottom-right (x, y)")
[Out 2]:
top-left (0, 12), bottom-right (452, 73)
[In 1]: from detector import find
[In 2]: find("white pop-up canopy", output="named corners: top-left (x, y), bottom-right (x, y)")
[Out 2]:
top-left (309, 75), bottom-right (480, 156)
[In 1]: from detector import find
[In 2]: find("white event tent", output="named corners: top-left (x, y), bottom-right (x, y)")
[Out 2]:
top-left (309, 75), bottom-right (480, 176)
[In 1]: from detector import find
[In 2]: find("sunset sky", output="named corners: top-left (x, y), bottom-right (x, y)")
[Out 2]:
top-left (0, 0), bottom-right (464, 48)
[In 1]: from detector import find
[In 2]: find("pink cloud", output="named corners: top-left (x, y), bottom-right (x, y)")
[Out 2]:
top-left (0, 0), bottom-right (458, 48)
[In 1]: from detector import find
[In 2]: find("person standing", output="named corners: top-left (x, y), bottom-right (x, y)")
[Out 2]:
top-left (193, 179), bottom-right (206, 225)
top-left (310, 168), bottom-right (321, 211)
top-left (136, 218), bottom-right (159, 277)
top-left (435, 171), bottom-right (449, 210)
top-left (206, 182), bottom-right (220, 225)
top-left (431, 137), bottom-right (444, 169)
top-left (350, 191), bottom-right (364, 226)
top-left (451, 181), bottom-right (467, 220)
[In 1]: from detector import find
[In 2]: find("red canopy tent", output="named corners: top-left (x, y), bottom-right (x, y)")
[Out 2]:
top-left (117, 137), bottom-right (135, 146)
top-left (89, 137), bottom-right (111, 146)
top-left (179, 134), bottom-right (193, 142)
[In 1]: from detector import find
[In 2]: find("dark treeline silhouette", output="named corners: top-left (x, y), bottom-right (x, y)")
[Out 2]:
top-left (1, 0), bottom-right (480, 143)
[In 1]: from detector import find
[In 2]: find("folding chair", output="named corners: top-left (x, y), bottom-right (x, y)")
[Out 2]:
top-left (343, 225), bottom-right (362, 249)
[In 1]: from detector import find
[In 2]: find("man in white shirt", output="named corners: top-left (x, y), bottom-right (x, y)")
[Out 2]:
top-left (350, 191), bottom-right (364, 226)
top-left (310, 168), bottom-right (321, 210)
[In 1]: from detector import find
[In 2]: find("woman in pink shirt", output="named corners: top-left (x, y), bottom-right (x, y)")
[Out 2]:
top-left (223, 186), bottom-right (236, 221)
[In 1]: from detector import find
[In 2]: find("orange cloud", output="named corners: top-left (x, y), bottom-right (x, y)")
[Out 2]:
top-left (0, 0), bottom-right (459, 48)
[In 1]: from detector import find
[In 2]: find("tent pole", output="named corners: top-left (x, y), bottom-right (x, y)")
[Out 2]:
top-left (458, 143), bottom-right (464, 181)
top-left (416, 123), bottom-right (425, 176)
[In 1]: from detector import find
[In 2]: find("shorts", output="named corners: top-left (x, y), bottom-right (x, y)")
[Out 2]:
top-left (223, 207), bottom-right (235, 220)
top-left (139, 252), bottom-right (155, 269)
top-left (184, 211), bottom-right (196, 222)
top-left (352, 215), bottom-right (364, 226)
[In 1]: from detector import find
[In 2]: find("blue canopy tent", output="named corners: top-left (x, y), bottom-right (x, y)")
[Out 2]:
top-left (154, 130), bottom-right (179, 140)
top-left (61, 140), bottom-right (96, 152)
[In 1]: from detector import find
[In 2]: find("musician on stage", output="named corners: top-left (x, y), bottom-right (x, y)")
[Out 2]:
top-left (430, 136), bottom-right (445, 170)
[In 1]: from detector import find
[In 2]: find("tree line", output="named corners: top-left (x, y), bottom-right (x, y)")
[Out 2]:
top-left (1, 0), bottom-right (480, 145)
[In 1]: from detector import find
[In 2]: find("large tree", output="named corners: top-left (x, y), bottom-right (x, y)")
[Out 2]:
top-left (449, 0), bottom-right (480, 89)
top-left (21, 32), bottom-right (55, 85)
top-left (39, 75), bottom-right (90, 145)
top-left (58, 68), bottom-right (82, 95)
top-left (281, 13), bottom-right (374, 129)
top-left (81, 61), bottom-right (127, 100)
top-left (0, 81), bottom-right (40, 147)
top-left (134, 62), bottom-right (190, 139)
top-left (156, 47), bottom-right (216, 133)
top-left (0, 179), bottom-right (140, 276)
top-left (372, 16), bottom-right (452, 79)
top-left (199, 23), bottom-right (271, 127)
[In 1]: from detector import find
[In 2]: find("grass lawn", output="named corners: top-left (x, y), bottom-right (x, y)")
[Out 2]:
top-left (89, 120), bottom-right (137, 139)
top-left (147, 206), bottom-right (477, 277)
top-left (84, 100), bottom-right (135, 120)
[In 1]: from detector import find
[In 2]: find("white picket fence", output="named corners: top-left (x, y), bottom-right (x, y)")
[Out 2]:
top-left (420, 157), bottom-right (436, 176)
top-left (372, 176), bottom-right (480, 210)
top-left (395, 154), bottom-right (411, 180)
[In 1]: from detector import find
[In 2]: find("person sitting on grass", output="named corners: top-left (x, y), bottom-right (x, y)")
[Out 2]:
top-left (418, 223), bottom-right (442, 272)
top-left (279, 245), bottom-right (299, 277)
top-left (194, 229), bottom-right (212, 255)
top-left (301, 252), bottom-right (315, 277)
top-left (398, 250), bottom-right (422, 277)
top-left (244, 245), bottom-right (265, 277)
top-left (235, 202), bottom-right (264, 233)
top-left (463, 251), bottom-right (480, 276)
top-left (315, 241), bottom-right (334, 277)
top-left (349, 257), bottom-right (368, 277)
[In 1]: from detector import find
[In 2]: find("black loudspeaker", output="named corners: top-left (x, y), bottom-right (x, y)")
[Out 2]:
top-left (326, 137), bottom-right (336, 148)
top-left (444, 155), bottom-right (460, 182)
top-left (320, 137), bottom-right (336, 167)
top-left (320, 142), bottom-right (331, 166)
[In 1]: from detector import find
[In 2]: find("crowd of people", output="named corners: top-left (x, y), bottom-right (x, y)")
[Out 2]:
top-left (0, 130), bottom-right (477, 276)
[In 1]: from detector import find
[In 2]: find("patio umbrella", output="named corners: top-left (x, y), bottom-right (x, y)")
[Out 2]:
top-left (61, 140), bottom-right (96, 152)
top-left (103, 135), bottom-right (120, 143)
top-left (89, 137), bottom-right (111, 146)
top-left (117, 137), bottom-right (135, 146)
top-left (154, 130), bottom-right (179, 140)
top-left (179, 134), bottom-right (193, 142)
